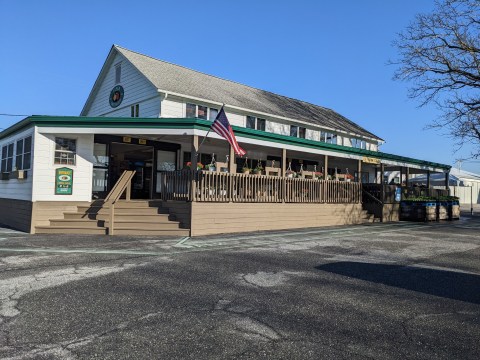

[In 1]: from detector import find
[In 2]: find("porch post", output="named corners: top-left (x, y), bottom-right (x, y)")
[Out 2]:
top-left (282, 148), bottom-right (287, 177)
top-left (357, 159), bottom-right (362, 182)
top-left (406, 167), bottom-right (410, 187)
top-left (324, 155), bottom-right (329, 179)
top-left (380, 163), bottom-right (385, 202)
top-left (445, 171), bottom-right (450, 191)
top-left (426, 170), bottom-right (431, 188)
top-left (191, 135), bottom-right (199, 201)
top-left (229, 145), bottom-right (235, 173)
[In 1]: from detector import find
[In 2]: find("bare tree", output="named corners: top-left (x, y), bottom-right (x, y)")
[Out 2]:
top-left (392, 0), bottom-right (480, 157)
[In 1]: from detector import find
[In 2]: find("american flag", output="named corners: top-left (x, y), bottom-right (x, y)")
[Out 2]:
top-left (211, 106), bottom-right (246, 156)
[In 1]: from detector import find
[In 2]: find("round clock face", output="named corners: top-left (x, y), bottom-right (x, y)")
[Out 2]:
top-left (109, 85), bottom-right (124, 108)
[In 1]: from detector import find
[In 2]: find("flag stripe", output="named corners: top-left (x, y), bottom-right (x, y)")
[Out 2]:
top-left (211, 107), bottom-right (246, 156)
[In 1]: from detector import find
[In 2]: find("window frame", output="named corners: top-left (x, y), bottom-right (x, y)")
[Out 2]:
top-left (15, 136), bottom-right (32, 170)
top-left (115, 63), bottom-right (122, 84)
top-left (1, 142), bottom-right (14, 173)
top-left (54, 137), bottom-right (77, 166)
top-left (290, 125), bottom-right (298, 137)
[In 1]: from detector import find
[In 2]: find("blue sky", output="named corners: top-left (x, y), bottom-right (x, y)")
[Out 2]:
top-left (1, 0), bottom-right (479, 173)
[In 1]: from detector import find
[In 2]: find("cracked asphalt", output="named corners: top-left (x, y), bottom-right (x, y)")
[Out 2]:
top-left (0, 213), bottom-right (479, 359)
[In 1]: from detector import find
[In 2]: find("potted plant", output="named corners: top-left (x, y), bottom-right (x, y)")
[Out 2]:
top-left (253, 163), bottom-right (264, 175)
top-left (285, 169), bottom-right (295, 178)
top-left (208, 162), bottom-right (216, 172)
top-left (242, 166), bottom-right (252, 175)
top-left (314, 172), bottom-right (323, 180)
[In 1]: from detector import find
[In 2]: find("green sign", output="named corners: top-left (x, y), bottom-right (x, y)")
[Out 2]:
top-left (55, 167), bottom-right (73, 195)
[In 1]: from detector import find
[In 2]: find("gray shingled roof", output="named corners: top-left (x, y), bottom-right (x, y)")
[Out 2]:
top-left (115, 45), bottom-right (383, 141)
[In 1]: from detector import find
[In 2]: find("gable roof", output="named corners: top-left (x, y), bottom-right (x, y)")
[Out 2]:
top-left (84, 45), bottom-right (383, 141)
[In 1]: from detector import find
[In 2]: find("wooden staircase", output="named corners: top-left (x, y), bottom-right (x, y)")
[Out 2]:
top-left (35, 200), bottom-right (190, 236)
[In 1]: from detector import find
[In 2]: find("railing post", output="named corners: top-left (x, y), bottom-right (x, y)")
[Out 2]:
top-left (109, 202), bottom-right (115, 236)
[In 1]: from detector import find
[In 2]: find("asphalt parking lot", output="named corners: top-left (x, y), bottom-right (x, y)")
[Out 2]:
top-left (0, 214), bottom-right (479, 359)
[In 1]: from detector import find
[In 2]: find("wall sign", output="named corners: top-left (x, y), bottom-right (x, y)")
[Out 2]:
top-left (109, 85), bottom-right (124, 108)
top-left (55, 167), bottom-right (73, 195)
top-left (362, 156), bottom-right (381, 165)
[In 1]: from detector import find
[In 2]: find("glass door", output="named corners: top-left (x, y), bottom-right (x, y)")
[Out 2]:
top-left (92, 143), bottom-right (109, 199)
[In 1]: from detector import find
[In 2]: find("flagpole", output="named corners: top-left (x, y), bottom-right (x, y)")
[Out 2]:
top-left (196, 104), bottom-right (225, 157)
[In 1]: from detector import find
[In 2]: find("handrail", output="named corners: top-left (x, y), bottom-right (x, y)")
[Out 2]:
top-left (362, 188), bottom-right (383, 205)
top-left (104, 170), bottom-right (136, 235)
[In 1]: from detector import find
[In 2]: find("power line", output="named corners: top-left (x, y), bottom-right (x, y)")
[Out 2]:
top-left (0, 113), bottom-right (31, 117)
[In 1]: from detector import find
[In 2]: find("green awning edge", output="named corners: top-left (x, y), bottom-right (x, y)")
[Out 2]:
top-left (0, 115), bottom-right (451, 170)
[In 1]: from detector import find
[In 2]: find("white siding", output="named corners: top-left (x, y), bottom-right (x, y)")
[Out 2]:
top-left (161, 97), bottom-right (184, 118)
top-left (266, 121), bottom-right (290, 136)
top-left (226, 112), bottom-right (244, 127)
top-left (0, 128), bottom-right (35, 201)
top-left (305, 129), bottom-right (320, 141)
top-left (85, 53), bottom-right (159, 117)
top-left (32, 130), bottom-right (94, 202)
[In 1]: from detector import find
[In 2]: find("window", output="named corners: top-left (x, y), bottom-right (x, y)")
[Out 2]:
top-left (246, 116), bottom-right (255, 129)
top-left (15, 136), bottom-right (32, 170)
top-left (1, 143), bottom-right (14, 172)
top-left (186, 103), bottom-right (220, 120)
top-left (298, 127), bottom-right (306, 139)
top-left (186, 103), bottom-right (196, 117)
top-left (54, 138), bottom-right (76, 165)
top-left (209, 108), bottom-right (218, 121)
top-left (320, 131), bottom-right (337, 144)
top-left (257, 118), bottom-right (266, 131)
top-left (197, 105), bottom-right (208, 120)
top-left (351, 138), bottom-right (366, 149)
top-left (290, 125), bottom-right (306, 138)
top-left (130, 104), bottom-right (139, 117)
top-left (326, 133), bottom-right (337, 144)
top-left (115, 63), bottom-right (121, 84)
top-left (246, 116), bottom-right (266, 131)
top-left (290, 125), bottom-right (298, 137)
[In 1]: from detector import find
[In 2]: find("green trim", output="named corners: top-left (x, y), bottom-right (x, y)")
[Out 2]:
top-left (0, 115), bottom-right (451, 170)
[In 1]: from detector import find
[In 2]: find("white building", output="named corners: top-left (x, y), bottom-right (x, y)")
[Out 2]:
top-left (0, 45), bottom-right (451, 235)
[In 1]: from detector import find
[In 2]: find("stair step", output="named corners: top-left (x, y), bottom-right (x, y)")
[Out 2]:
top-left (64, 212), bottom-right (174, 222)
top-left (77, 207), bottom-right (168, 215)
top-left (90, 200), bottom-right (164, 208)
top-left (112, 228), bottom-right (190, 236)
top-left (106, 221), bottom-right (183, 230)
top-left (35, 226), bottom-right (107, 235)
top-left (50, 219), bottom-right (103, 227)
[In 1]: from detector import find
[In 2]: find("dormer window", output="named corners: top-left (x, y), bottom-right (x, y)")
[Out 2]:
top-left (115, 63), bottom-right (121, 84)
top-left (290, 125), bottom-right (306, 138)
top-left (247, 116), bottom-right (266, 131)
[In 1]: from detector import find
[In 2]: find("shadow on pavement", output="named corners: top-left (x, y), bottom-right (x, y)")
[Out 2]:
top-left (316, 262), bottom-right (480, 304)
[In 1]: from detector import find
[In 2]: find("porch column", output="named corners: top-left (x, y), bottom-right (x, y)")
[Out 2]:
top-left (282, 148), bottom-right (287, 177)
top-left (426, 170), bottom-right (431, 188)
top-left (229, 145), bottom-right (235, 173)
top-left (357, 159), bottom-right (362, 182)
top-left (406, 167), bottom-right (410, 187)
top-left (380, 163), bottom-right (385, 202)
top-left (445, 171), bottom-right (450, 191)
top-left (324, 155), bottom-right (329, 179)
top-left (191, 135), bottom-right (199, 201)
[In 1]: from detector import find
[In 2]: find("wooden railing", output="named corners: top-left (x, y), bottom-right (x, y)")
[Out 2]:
top-left (104, 170), bottom-right (136, 235)
top-left (158, 171), bottom-right (362, 204)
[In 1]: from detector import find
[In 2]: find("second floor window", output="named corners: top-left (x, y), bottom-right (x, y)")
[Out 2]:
top-left (290, 125), bottom-right (306, 138)
top-left (246, 116), bottom-right (266, 131)
top-left (351, 138), bottom-right (366, 149)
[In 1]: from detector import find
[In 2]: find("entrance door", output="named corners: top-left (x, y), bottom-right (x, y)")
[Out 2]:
top-left (109, 143), bottom-right (154, 199)
top-left (155, 150), bottom-right (177, 194)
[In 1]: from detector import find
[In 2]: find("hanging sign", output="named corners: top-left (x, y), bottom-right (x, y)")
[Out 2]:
top-left (362, 156), bottom-right (381, 164)
top-left (55, 167), bottom-right (73, 195)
